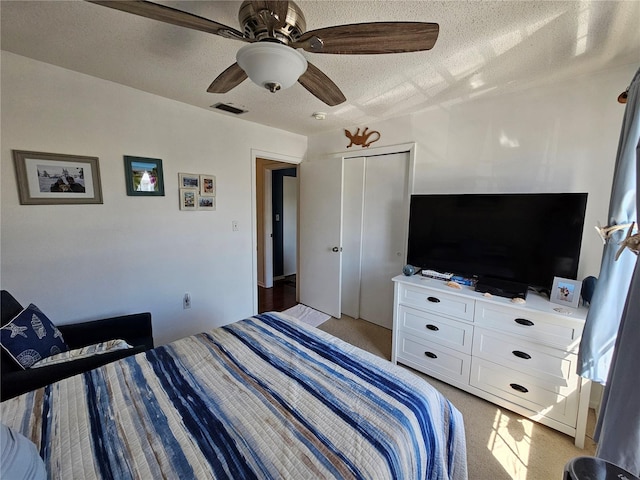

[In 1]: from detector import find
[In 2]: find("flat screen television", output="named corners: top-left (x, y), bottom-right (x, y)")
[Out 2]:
top-left (406, 193), bottom-right (588, 296)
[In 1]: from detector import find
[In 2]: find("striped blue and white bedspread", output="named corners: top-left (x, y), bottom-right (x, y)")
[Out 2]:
top-left (1, 312), bottom-right (467, 480)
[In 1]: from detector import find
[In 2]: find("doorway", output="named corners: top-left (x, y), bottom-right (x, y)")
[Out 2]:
top-left (255, 157), bottom-right (299, 313)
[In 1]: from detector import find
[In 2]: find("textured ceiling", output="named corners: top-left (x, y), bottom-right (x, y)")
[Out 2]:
top-left (2, 1), bottom-right (639, 136)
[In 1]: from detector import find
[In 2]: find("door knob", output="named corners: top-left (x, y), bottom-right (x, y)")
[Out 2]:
top-left (332, 247), bottom-right (342, 252)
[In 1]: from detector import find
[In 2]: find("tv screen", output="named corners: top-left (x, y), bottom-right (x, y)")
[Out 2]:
top-left (406, 193), bottom-right (588, 291)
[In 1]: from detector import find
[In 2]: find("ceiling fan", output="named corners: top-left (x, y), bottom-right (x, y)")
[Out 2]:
top-left (87, 1), bottom-right (439, 106)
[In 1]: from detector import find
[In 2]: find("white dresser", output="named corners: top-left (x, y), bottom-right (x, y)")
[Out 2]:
top-left (392, 274), bottom-right (591, 448)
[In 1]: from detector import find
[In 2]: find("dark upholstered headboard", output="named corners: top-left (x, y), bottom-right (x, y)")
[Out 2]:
top-left (1, 290), bottom-right (24, 327)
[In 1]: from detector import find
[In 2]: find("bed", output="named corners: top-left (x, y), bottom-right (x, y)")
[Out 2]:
top-left (0, 312), bottom-right (467, 479)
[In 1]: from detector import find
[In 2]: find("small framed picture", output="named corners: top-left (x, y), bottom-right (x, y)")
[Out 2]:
top-left (550, 277), bottom-right (582, 309)
top-left (12, 150), bottom-right (103, 205)
top-left (197, 195), bottom-right (216, 211)
top-left (124, 156), bottom-right (164, 196)
top-left (179, 189), bottom-right (197, 211)
top-left (178, 173), bottom-right (200, 189)
top-left (200, 174), bottom-right (216, 196)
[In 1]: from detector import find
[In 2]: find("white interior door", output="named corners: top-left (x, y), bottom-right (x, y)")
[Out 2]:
top-left (299, 156), bottom-right (343, 318)
top-left (359, 152), bottom-right (409, 329)
top-left (263, 169), bottom-right (274, 288)
top-left (282, 176), bottom-right (297, 276)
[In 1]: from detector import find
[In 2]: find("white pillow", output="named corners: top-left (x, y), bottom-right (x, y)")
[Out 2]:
top-left (30, 339), bottom-right (133, 368)
top-left (0, 423), bottom-right (46, 480)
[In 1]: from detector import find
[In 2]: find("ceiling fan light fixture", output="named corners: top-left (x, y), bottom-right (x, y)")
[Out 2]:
top-left (236, 42), bottom-right (308, 93)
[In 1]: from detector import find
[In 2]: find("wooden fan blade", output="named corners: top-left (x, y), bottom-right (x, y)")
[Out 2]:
top-left (298, 62), bottom-right (346, 106)
top-left (207, 63), bottom-right (248, 93)
top-left (291, 22), bottom-right (439, 54)
top-left (86, 1), bottom-right (248, 41)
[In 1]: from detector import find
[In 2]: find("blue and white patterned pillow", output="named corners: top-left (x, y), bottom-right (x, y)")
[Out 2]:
top-left (0, 304), bottom-right (69, 369)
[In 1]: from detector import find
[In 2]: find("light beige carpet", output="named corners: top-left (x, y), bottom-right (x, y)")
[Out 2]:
top-left (317, 315), bottom-right (597, 480)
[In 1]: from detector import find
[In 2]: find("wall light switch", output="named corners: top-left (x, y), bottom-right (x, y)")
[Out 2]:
top-left (183, 292), bottom-right (191, 309)
top-left (232, 221), bottom-right (239, 232)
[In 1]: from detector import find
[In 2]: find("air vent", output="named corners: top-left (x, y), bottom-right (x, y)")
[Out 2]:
top-left (211, 103), bottom-right (248, 115)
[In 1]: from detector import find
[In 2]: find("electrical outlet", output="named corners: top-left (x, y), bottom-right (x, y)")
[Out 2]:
top-left (183, 292), bottom-right (191, 309)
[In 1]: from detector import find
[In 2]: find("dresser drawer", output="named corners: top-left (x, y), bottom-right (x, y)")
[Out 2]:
top-left (474, 302), bottom-right (582, 351)
top-left (397, 305), bottom-right (473, 354)
top-left (396, 332), bottom-right (471, 383)
top-left (472, 328), bottom-right (579, 386)
top-left (398, 284), bottom-right (475, 321)
top-left (470, 358), bottom-right (579, 426)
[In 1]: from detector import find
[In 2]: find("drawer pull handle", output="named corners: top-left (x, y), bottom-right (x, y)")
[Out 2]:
top-left (514, 318), bottom-right (534, 327)
top-left (512, 350), bottom-right (531, 360)
top-left (424, 352), bottom-right (438, 359)
top-left (426, 324), bottom-right (440, 331)
top-left (510, 383), bottom-right (529, 393)
top-left (426, 296), bottom-right (441, 303)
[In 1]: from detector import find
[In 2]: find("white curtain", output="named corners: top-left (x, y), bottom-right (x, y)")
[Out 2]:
top-left (577, 68), bottom-right (639, 384)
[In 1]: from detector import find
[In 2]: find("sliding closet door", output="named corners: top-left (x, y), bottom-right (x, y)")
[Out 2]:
top-left (358, 152), bottom-right (409, 329)
top-left (341, 158), bottom-right (365, 319)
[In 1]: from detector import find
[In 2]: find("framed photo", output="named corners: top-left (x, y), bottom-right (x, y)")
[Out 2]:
top-left (197, 195), bottom-right (216, 211)
top-left (550, 277), bottom-right (582, 309)
top-left (124, 156), bottom-right (164, 196)
top-left (179, 189), bottom-right (197, 211)
top-left (178, 173), bottom-right (200, 189)
top-left (12, 150), bottom-right (103, 205)
top-left (200, 174), bottom-right (216, 196)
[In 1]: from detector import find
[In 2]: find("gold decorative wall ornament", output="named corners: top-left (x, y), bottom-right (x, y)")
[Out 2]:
top-left (345, 127), bottom-right (381, 148)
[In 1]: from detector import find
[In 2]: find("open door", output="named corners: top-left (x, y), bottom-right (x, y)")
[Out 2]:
top-left (299, 156), bottom-right (343, 318)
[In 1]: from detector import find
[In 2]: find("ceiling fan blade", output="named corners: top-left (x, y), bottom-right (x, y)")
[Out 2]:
top-left (86, 1), bottom-right (248, 42)
top-left (207, 63), bottom-right (248, 93)
top-left (298, 62), bottom-right (346, 106)
top-left (291, 22), bottom-right (439, 54)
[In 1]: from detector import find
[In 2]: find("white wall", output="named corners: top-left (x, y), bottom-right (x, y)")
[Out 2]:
top-left (0, 52), bottom-right (306, 346)
top-left (308, 63), bottom-right (638, 282)
top-left (3, 50), bottom-right (634, 348)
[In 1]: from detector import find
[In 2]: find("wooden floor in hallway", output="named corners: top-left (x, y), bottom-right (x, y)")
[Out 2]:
top-left (258, 274), bottom-right (297, 313)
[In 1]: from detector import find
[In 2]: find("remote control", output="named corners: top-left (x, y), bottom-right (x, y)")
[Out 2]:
top-left (421, 269), bottom-right (453, 280)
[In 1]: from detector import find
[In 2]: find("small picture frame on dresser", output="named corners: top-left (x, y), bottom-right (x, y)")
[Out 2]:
top-left (550, 277), bottom-right (582, 309)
